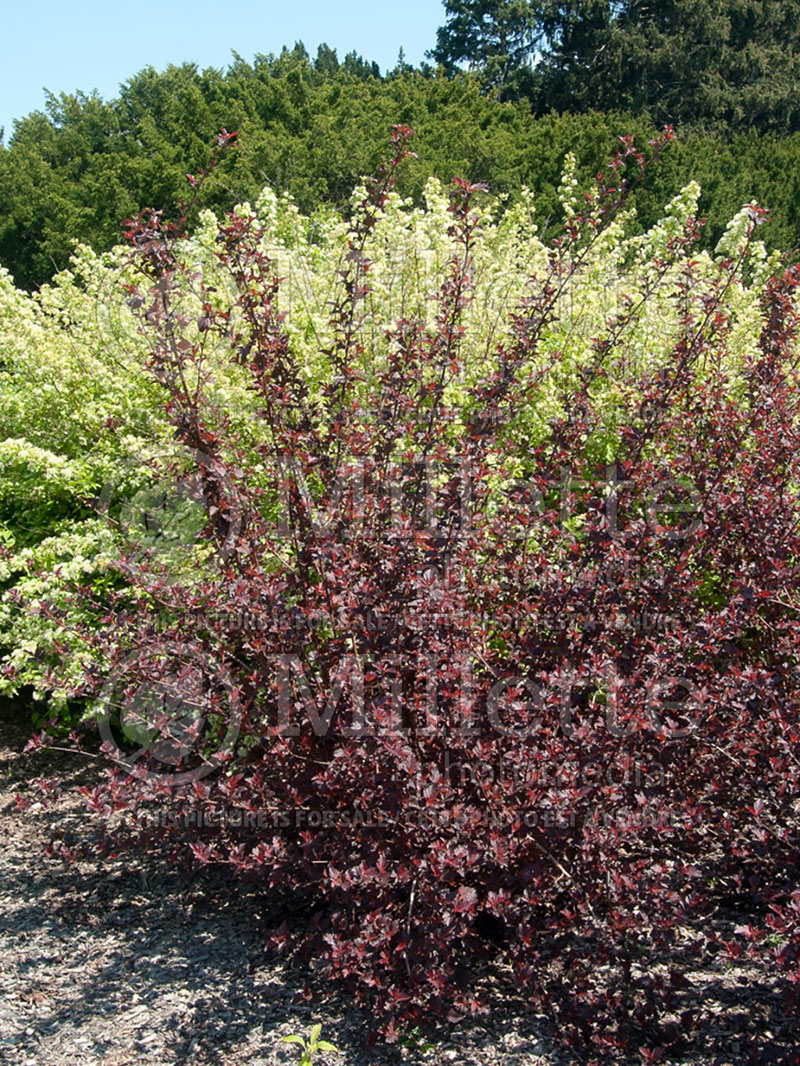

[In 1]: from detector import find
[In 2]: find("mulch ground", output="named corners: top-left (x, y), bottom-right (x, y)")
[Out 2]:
top-left (0, 702), bottom-right (795, 1066)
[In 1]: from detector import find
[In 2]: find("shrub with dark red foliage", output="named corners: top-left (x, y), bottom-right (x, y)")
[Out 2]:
top-left (32, 128), bottom-right (800, 1061)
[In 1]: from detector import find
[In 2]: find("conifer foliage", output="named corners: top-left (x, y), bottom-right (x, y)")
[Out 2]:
top-left (539, 0), bottom-right (800, 130)
top-left (433, 0), bottom-right (800, 131)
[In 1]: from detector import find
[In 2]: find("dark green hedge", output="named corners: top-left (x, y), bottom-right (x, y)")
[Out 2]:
top-left (1, 50), bottom-right (798, 290)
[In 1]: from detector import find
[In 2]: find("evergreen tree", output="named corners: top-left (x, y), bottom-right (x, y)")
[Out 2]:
top-left (428, 0), bottom-right (543, 95)
top-left (314, 44), bottom-right (340, 78)
top-left (3, 37), bottom-right (800, 290)
top-left (536, 0), bottom-right (800, 131)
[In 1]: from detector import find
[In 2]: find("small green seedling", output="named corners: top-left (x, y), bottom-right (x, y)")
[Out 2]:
top-left (398, 1024), bottom-right (436, 1053)
top-left (282, 1023), bottom-right (338, 1065)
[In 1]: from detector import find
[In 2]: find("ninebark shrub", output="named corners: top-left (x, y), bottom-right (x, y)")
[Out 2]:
top-left (29, 128), bottom-right (800, 1061)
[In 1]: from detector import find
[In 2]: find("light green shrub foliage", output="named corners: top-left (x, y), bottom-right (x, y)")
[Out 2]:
top-left (0, 169), bottom-right (785, 709)
top-left (0, 248), bottom-right (167, 705)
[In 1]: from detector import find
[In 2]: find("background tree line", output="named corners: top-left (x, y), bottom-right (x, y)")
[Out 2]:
top-left (1, 2), bottom-right (800, 291)
top-left (432, 0), bottom-right (800, 130)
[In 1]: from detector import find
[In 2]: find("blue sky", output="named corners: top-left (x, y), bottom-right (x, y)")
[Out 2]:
top-left (1, 0), bottom-right (445, 141)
